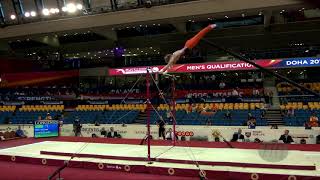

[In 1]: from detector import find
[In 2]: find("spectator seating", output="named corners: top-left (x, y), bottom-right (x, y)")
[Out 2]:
top-left (76, 104), bottom-right (147, 112)
top-left (63, 104), bottom-right (146, 124)
top-left (280, 102), bottom-right (320, 126)
top-left (154, 103), bottom-right (267, 126)
top-left (280, 102), bottom-right (320, 110)
top-left (19, 105), bottom-right (64, 112)
top-left (283, 110), bottom-right (320, 126)
top-left (0, 106), bottom-right (16, 124)
top-left (157, 103), bottom-right (265, 111)
top-left (0, 106), bottom-right (16, 112)
top-left (9, 105), bottom-right (63, 124)
top-left (277, 82), bottom-right (320, 94)
top-left (150, 109), bottom-right (267, 126)
top-left (7, 103), bottom-right (270, 126)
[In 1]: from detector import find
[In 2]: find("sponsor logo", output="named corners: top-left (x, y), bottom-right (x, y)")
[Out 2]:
top-left (176, 131), bottom-right (194, 136)
top-left (106, 165), bottom-right (122, 170)
top-left (212, 130), bottom-right (221, 138)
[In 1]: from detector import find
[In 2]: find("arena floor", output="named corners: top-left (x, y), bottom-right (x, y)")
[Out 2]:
top-left (0, 139), bottom-right (320, 179)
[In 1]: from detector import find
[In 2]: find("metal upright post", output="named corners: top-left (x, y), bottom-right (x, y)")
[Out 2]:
top-left (146, 67), bottom-right (151, 161)
top-left (172, 75), bottom-right (176, 146)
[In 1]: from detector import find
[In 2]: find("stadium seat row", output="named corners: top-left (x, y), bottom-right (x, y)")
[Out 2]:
top-left (0, 106), bottom-right (16, 112)
top-left (75, 104), bottom-right (147, 112)
top-left (278, 82), bottom-right (320, 92)
top-left (19, 105), bottom-right (64, 112)
top-left (157, 103), bottom-right (265, 111)
top-left (280, 102), bottom-right (320, 110)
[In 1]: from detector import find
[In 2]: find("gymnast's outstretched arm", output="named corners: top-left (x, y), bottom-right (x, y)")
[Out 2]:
top-left (160, 24), bottom-right (217, 74)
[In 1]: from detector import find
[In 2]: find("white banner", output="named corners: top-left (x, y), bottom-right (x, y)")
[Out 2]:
top-left (1, 124), bottom-right (319, 144)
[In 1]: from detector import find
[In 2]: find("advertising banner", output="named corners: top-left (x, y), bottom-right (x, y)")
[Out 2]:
top-left (108, 57), bottom-right (320, 76)
top-left (1, 124), bottom-right (318, 144)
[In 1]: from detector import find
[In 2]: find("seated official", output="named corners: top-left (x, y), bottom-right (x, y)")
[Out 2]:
top-left (92, 133), bottom-right (98, 138)
top-left (279, 130), bottom-right (294, 144)
top-left (231, 128), bottom-right (244, 142)
top-left (165, 128), bottom-right (177, 140)
top-left (15, 126), bottom-right (26, 138)
top-left (0, 133), bottom-right (5, 141)
top-left (100, 128), bottom-right (107, 137)
top-left (107, 127), bottom-right (118, 138)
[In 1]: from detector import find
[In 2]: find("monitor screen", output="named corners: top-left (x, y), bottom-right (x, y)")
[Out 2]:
top-left (34, 120), bottom-right (59, 138)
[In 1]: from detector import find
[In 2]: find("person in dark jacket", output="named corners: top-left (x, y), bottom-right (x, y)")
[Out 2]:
top-left (231, 128), bottom-right (244, 142)
top-left (107, 127), bottom-right (118, 138)
top-left (279, 130), bottom-right (294, 144)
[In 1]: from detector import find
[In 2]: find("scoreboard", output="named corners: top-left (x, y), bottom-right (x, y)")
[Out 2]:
top-left (34, 120), bottom-right (59, 138)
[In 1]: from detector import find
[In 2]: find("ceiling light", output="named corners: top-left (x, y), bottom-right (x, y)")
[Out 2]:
top-left (66, 3), bottom-right (77, 13)
top-left (50, 8), bottom-right (56, 14)
top-left (55, 8), bottom-right (60, 13)
top-left (10, 15), bottom-right (16, 20)
top-left (30, 11), bottom-right (36, 17)
top-left (42, 8), bottom-right (50, 16)
top-left (76, 4), bottom-right (83, 10)
top-left (259, 11), bottom-right (263, 16)
top-left (24, 12), bottom-right (30, 17)
top-left (225, 15), bottom-right (228, 18)
top-left (241, 13), bottom-right (245, 17)
top-left (62, 7), bottom-right (68, 12)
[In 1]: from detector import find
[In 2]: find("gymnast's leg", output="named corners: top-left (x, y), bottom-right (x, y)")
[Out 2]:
top-left (184, 24), bottom-right (217, 49)
top-left (160, 24), bottom-right (217, 74)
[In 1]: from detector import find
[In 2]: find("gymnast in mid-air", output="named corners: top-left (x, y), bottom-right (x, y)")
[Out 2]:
top-left (159, 24), bottom-right (217, 74)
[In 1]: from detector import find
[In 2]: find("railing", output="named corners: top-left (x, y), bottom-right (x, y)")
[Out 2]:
top-left (278, 95), bottom-right (320, 103)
